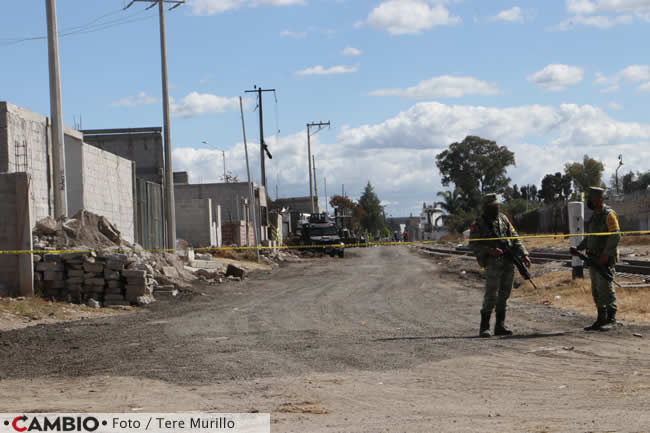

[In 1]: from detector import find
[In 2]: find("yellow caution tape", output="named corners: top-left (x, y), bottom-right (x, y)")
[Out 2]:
top-left (1, 230), bottom-right (648, 255)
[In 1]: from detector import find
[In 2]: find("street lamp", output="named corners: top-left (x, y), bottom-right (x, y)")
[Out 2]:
top-left (615, 154), bottom-right (624, 194)
top-left (203, 140), bottom-right (226, 182)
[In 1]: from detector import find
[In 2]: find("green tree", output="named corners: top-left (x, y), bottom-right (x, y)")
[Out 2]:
top-left (564, 155), bottom-right (605, 192)
top-left (539, 172), bottom-right (572, 203)
top-left (358, 182), bottom-right (386, 236)
top-left (436, 136), bottom-right (515, 208)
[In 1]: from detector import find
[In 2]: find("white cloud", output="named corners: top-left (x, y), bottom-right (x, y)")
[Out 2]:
top-left (170, 92), bottom-right (248, 118)
top-left (558, 0), bottom-right (650, 29)
top-left (173, 100), bottom-right (650, 216)
top-left (280, 29), bottom-right (308, 38)
top-left (342, 46), bottom-right (362, 56)
top-left (594, 64), bottom-right (650, 92)
top-left (366, 0), bottom-right (461, 35)
top-left (528, 64), bottom-right (584, 91)
top-left (295, 65), bottom-right (359, 76)
top-left (111, 92), bottom-right (157, 107)
top-left (637, 81), bottom-right (650, 92)
top-left (607, 101), bottom-right (623, 110)
top-left (491, 6), bottom-right (524, 22)
top-left (189, 0), bottom-right (304, 15)
top-left (369, 75), bottom-right (500, 98)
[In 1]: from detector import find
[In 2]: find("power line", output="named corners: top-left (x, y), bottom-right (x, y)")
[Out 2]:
top-left (0, 7), bottom-right (154, 47)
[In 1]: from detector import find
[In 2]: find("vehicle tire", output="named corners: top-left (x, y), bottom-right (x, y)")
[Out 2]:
top-left (338, 250), bottom-right (345, 258)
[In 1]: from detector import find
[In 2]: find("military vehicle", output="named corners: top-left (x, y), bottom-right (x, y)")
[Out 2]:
top-left (299, 213), bottom-right (345, 257)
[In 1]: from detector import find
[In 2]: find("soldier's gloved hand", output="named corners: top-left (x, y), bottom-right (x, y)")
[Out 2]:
top-left (599, 254), bottom-right (609, 265)
top-left (523, 255), bottom-right (532, 267)
top-left (488, 248), bottom-right (503, 257)
top-left (569, 247), bottom-right (578, 256)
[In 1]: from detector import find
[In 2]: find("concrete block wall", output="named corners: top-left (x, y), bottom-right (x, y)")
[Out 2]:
top-left (80, 143), bottom-right (135, 243)
top-left (0, 102), bottom-right (52, 223)
top-left (0, 173), bottom-right (33, 297)
top-left (175, 198), bottom-right (215, 247)
top-left (611, 193), bottom-right (650, 230)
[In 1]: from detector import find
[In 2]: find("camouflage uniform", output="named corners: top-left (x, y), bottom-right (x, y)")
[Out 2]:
top-left (470, 212), bottom-right (529, 316)
top-left (575, 187), bottom-right (620, 329)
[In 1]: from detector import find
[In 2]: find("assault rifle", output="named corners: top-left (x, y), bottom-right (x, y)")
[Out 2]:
top-left (497, 241), bottom-right (538, 290)
top-left (570, 248), bottom-right (622, 288)
top-left (483, 216), bottom-right (538, 290)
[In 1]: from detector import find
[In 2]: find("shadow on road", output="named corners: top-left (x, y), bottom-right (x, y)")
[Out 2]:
top-left (373, 331), bottom-right (573, 342)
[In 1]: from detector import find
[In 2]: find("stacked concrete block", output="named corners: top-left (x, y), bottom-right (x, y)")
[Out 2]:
top-left (32, 252), bottom-right (137, 307)
top-left (35, 255), bottom-right (66, 300)
top-left (122, 269), bottom-right (154, 303)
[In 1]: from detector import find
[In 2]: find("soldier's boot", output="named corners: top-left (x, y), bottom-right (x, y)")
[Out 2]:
top-left (600, 308), bottom-right (617, 331)
top-left (584, 309), bottom-right (607, 331)
top-left (494, 311), bottom-right (513, 336)
top-left (479, 312), bottom-right (491, 338)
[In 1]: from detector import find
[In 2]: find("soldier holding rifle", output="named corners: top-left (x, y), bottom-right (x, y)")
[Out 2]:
top-left (570, 187), bottom-right (621, 332)
top-left (470, 194), bottom-right (532, 338)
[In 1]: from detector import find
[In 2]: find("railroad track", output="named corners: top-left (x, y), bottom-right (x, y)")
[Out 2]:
top-left (416, 244), bottom-right (650, 276)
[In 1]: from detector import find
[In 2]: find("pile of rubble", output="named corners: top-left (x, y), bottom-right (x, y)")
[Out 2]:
top-left (32, 210), bottom-right (191, 307)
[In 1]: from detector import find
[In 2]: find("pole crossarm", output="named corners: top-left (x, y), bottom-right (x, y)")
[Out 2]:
top-left (307, 121), bottom-right (331, 137)
top-left (124, 0), bottom-right (185, 11)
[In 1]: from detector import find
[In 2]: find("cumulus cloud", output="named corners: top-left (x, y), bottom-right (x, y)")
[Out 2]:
top-left (491, 6), bottom-right (524, 22)
top-left (111, 92), bottom-right (157, 107)
top-left (189, 0), bottom-right (304, 15)
top-left (557, 0), bottom-right (650, 29)
top-left (528, 64), bottom-right (584, 91)
top-left (295, 65), bottom-right (359, 76)
top-left (173, 100), bottom-right (650, 216)
top-left (607, 101), bottom-right (623, 110)
top-left (594, 64), bottom-right (650, 92)
top-left (342, 47), bottom-right (362, 56)
top-left (369, 75), bottom-right (500, 98)
top-left (170, 92), bottom-right (248, 118)
top-left (365, 0), bottom-right (461, 35)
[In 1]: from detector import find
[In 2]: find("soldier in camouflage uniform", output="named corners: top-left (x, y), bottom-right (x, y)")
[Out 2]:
top-left (570, 187), bottom-right (621, 331)
top-left (470, 194), bottom-right (531, 338)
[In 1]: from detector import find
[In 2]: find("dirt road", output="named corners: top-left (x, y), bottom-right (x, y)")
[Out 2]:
top-left (1, 246), bottom-right (648, 432)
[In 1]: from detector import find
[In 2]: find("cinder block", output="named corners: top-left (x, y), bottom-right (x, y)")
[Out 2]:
top-left (83, 262), bottom-right (104, 273)
top-left (43, 271), bottom-right (64, 281)
top-left (121, 270), bottom-right (146, 278)
top-left (36, 262), bottom-right (64, 272)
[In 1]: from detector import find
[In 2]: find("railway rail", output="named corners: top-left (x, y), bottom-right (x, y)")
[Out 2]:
top-left (416, 244), bottom-right (650, 277)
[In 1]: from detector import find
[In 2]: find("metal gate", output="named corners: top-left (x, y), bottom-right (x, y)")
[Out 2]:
top-left (136, 178), bottom-right (164, 250)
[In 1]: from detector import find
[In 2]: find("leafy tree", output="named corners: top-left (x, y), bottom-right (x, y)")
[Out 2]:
top-left (539, 172), bottom-right (572, 203)
top-left (436, 136), bottom-right (515, 208)
top-left (358, 182), bottom-right (386, 236)
top-left (564, 155), bottom-right (605, 192)
top-left (511, 184), bottom-right (521, 200)
top-left (519, 184), bottom-right (538, 202)
top-left (222, 171), bottom-right (239, 183)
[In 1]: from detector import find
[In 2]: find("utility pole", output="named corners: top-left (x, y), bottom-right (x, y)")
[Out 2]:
top-left (313, 155), bottom-right (319, 213)
top-left (125, 0), bottom-right (184, 250)
top-left (306, 121), bottom-right (330, 213)
top-left (245, 86), bottom-right (275, 188)
top-left (239, 97), bottom-right (259, 260)
top-left (324, 176), bottom-right (328, 214)
top-left (45, 0), bottom-right (68, 218)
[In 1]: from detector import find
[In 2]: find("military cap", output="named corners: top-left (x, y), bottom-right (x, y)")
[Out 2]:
top-left (587, 186), bottom-right (605, 199)
top-left (483, 193), bottom-right (501, 206)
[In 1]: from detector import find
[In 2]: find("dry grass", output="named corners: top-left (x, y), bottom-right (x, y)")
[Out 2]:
top-left (619, 234), bottom-right (650, 246)
top-left (521, 234), bottom-right (569, 250)
top-left (0, 296), bottom-right (128, 331)
top-left (514, 271), bottom-right (650, 324)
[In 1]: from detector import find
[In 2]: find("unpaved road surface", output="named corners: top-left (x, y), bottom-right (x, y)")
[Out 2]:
top-left (1, 247), bottom-right (648, 432)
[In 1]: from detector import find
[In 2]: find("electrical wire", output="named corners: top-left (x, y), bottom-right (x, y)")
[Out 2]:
top-left (0, 7), bottom-right (154, 48)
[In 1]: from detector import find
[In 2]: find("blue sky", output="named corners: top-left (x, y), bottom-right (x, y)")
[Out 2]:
top-left (2, 0), bottom-right (650, 216)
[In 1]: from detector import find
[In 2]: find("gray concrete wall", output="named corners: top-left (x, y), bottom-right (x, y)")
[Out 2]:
top-left (82, 128), bottom-right (164, 184)
top-left (174, 182), bottom-right (267, 226)
top-left (0, 172), bottom-right (33, 297)
top-left (175, 198), bottom-right (214, 247)
top-left (611, 191), bottom-right (650, 231)
top-left (64, 133), bottom-right (83, 215)
top-left (0, 102), bottom-right (53, 223)
top-left (81, 143), bottom-right (135, 243)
